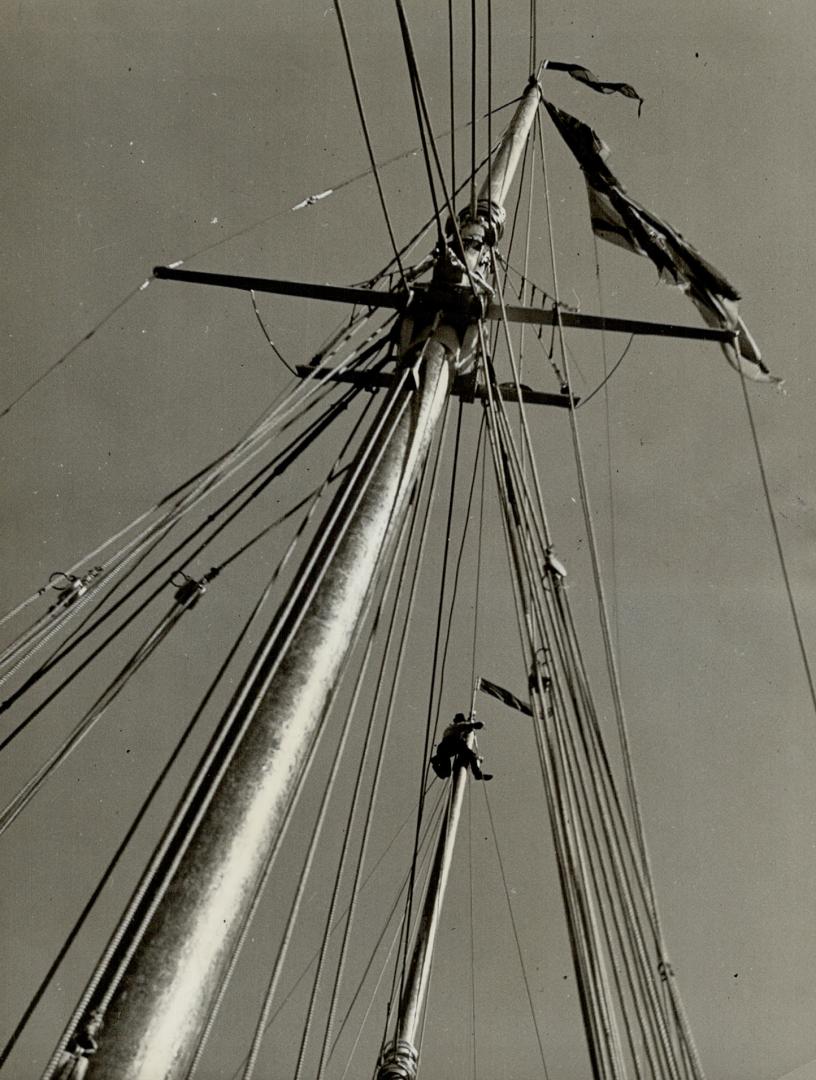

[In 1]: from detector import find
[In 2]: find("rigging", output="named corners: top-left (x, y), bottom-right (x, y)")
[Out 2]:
top-left (2, 15), bottom-right (800, 1080)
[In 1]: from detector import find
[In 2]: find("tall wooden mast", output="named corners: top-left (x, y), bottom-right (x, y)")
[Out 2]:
top-left (376, 731), bottom-right (476, 1080)
top-left (50, 73), bottom-right (543, 1080)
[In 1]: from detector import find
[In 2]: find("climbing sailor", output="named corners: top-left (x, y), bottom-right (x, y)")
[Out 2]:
top-left (430, 713), bottom-right (492, 781)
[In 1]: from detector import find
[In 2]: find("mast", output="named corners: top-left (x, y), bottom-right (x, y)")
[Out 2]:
top-left (376, 733), bottom-right (474, 1080)
top-left (51, 73), bottom-right (543, 1080)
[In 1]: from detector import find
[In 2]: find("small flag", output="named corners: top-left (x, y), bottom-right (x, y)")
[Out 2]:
top-left (478, 676), bottom-right (533, 717)
top-left (543, 101), bottom-right (780, 384)
top-left (545, 61), bottom-right (643, 115)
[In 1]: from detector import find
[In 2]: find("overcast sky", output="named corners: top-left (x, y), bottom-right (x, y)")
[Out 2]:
top-left (2, 3), bottom-right (816, 1079)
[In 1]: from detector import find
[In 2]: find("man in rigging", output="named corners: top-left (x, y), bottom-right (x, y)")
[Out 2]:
top-left (430, 713), bottom-right (492, 781)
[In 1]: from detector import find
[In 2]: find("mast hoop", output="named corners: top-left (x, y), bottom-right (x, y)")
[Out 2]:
top-left (376, 1038), bottom-right (418, 1080)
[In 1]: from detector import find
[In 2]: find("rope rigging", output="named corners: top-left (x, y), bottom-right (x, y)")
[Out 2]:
top-left (314, 416), bottom-right (457, 1079)
top-left (481, 783), bottom-right (551, 1078)
top-left (215, 384), bottom-right (455, 1080)
top-left (0, 570), bottom-right (281, 1071)
top-left (467, 232), bottom-right (676, 1076)
top-left (738, 376), bottom-right (816, 718)
top-left (470, 108), bottom-right (708, 1076)
top-left (333, 0), bottom-right (408, 287)
top-left (0, 367), bottom-right (332, 684)
top-left (0, 379), bottom-right (379, 835)
top-left (38, 375), bottom-right (410, 1080)
top-left (9, 300), bottom-right (436, 1075)
top-left (7, 16), bottom-right (775, 1079)
top-left (0, 123), bottom-right (510, 682)
top-left (299, 437), bottom-right (453, 1080)
top-left (0, 378), bottom-right (372, 734)
top-left (0, 572), bottom-right (206, 838)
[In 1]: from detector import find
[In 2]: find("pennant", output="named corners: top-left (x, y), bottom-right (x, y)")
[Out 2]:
top-left (477, 676), bottom-right (532, 717)
top-left (545, 61), bottom-right (643, 115)
top-left (543, 101), bottom-right (780, 384)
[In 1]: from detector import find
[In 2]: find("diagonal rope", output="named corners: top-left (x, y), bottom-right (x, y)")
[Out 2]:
top-left (0, 362), bottom-right (359, 680)
top-left (591, 232), bottom-right (620, 652)
top-left (0, 585), bottom-right (200, 836)
top-left (577, 335), bottom-right (635, 410)
top-left (249, 290), bottom-right (297, 374)
top-left (738, 376), bottom-right (816, 716)
top-left (481, 785), bottom-right (551, 1077)
top-left (220, 787), bottom-right (444, 1080)
top-left (43, 367), bottom-right (418, 1080)
top-left (0, 383), bottom-right (365, 733)
top-left (394, 0), bottom-right (446, 246)
top-left (470, 0), bottom-right (478, 216)
top-left (487, 0), bottom-right (493, 200)
top-left (0, 573), bottom-right (279, 1071)
top-left (0, 278), bottom-right (153, 422)
top-left (333, 0), bottom-right (407, 285)
top-left (448, 0), bottom-right (456, 198)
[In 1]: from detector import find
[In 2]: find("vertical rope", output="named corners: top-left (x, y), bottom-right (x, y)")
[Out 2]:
top-left (467, 785), bottom-right (478, 1080)
top-left (470, 0), bottom-right (478, 216)
top-left (448, 0), bottom-right (456, 199)
top-left (470, 430), bottom-right (487, 692)
top-left (486, 0), bottom-right (493, 202)
top-left (529, 0), bottom-right (537, 72)
top-left (591, 233), bottom-right (621, 653)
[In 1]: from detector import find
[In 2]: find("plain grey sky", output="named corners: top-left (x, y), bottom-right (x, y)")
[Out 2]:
top-left (2, 2), bottom-right (816, 1078)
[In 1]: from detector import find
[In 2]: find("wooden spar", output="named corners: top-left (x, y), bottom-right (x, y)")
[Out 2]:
top-left (151, 266), bottom-right (404, 309)
top-left (50, 74), bottom-right (542, 1080)
top-left (60, 340), bottom-right (450, 1080)
top-left (376, 737), bottom-right (475, 1080)
top-left (487, 303), bottom-right (735, 342)
top-left (151, 267), bottom-right (736, 345)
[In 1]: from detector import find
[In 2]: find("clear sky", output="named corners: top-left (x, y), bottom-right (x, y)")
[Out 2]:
top-left (2, 2), bottom-right (816, 1079)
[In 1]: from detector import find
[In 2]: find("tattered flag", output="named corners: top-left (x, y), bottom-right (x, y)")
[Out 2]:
top-left (477, 676), bottom-right (533, 717)
top-left (544, 60), bottom-right (643, 115)
top-left (543, 101), bottom-right (781, 384)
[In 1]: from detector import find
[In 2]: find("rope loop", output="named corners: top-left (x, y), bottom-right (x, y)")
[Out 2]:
top-left (47, 568), bottom-right (101, 611)
top-left (171, 571), bottom-right (207, 608)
